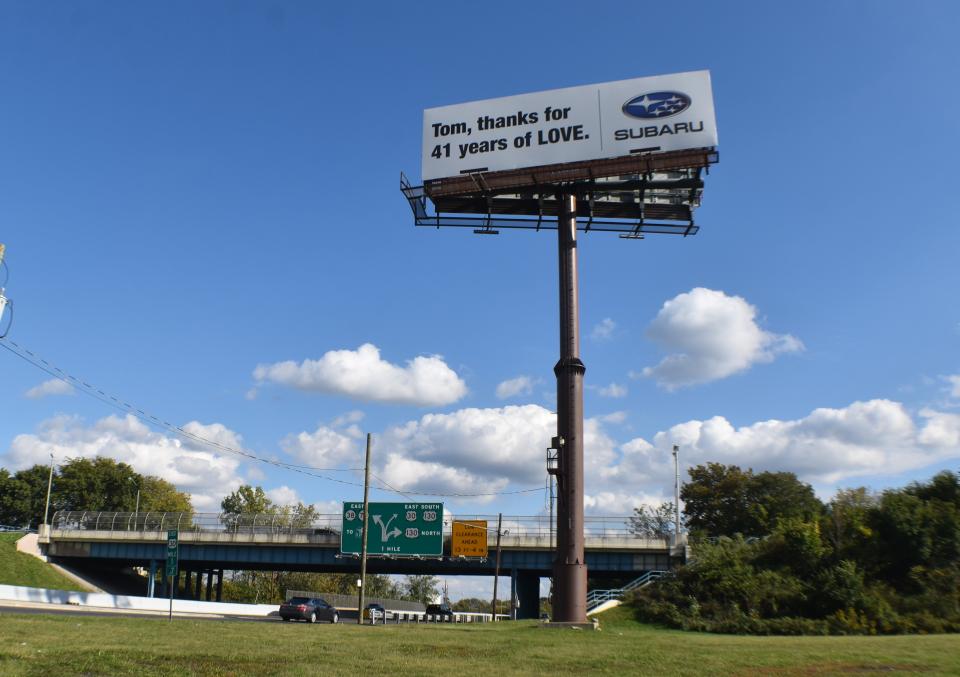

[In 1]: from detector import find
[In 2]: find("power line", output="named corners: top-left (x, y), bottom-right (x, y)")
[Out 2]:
top-left (0, 336), bottom-right (546, 499)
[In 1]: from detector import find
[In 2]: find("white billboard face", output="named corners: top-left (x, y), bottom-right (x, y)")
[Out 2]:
top-left (422, 70), bottom-right (717, 181)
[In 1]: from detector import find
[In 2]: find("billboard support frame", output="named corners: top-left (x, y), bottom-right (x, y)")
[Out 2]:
top-left (403, 77), bottom-right (719, 624)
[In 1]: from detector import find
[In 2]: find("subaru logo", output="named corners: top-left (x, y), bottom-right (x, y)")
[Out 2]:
top-left (622, 91), bottom-right (691, 119)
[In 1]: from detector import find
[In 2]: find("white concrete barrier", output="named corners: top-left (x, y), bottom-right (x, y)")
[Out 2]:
top-left (0, 584), bottom-right (278, 617)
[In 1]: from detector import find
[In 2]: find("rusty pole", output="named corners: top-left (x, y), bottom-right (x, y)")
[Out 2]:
top-left (552, 192), bottom-right (587, 622)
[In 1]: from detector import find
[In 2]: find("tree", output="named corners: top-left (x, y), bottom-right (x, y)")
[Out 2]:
top-left (11, 464), bottom-right (59, 528)
top-left (138, 476), bottom-right (192, 514)
top-left (0, 469), bottom-right (31, 527)
top-left (823, 487), bottom-right (876, 562)
top-left (629, 501), bottom-right (677, 538)
top-left (221, 485), bottom-right (275, 515)
top-left (0, 457), bottom-right (193, 527)
top-left (403, 575), bottom-right (439, 605)
top-left (681, 463), bottom-right (822, 538)
top-left (220, 484), bottom-right (278, 529)
top-left (56, 457), bottom-right (139, 514)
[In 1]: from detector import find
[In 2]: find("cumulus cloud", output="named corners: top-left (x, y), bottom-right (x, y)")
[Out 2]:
top-left (591, 318), bottom-right (616, 341)
top-left (496, 376), bottom-right (533, 400)
top-left (375, 404), bottom-right (617, 502)
top-left (640, 288), bottom-right (803, 390)
top-left (281, 424), bottom-right (361, 468)
top-left (25, 379), bottom-right (74, 399)
top-left (253, 343), bottom-right (467, 406)
top-left (605, 400), bottom-right (960, 491)
top-left (2, 414), bottom-right (248, 511)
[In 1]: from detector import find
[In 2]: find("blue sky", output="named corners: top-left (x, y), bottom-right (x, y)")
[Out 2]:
top-left (2, 2), bottom-right (959, 597)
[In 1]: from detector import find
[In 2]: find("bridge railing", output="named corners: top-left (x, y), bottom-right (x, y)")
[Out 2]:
top-left (50, 511), bottom-right (666, 546)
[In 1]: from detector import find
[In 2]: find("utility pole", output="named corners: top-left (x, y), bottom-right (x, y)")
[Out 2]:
top-left (672, 445), bottom-right (681, 543)
top-left (357, 433), bottom-right (372, 625)
top-left (43, 452), bottom-right (54, 526)
top-left (491, 513), bottom-right (503, 621)
top-left (553, 193), bottom-right (587, 623)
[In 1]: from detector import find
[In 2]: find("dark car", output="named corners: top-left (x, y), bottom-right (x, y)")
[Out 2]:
top-left (425, 603), bottom-right (454, 619)
top-left (279, 597), bottom-right (339, 623)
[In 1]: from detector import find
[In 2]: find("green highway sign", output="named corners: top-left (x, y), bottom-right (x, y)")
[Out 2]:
top-left (165, 529), bottom-right (179, 578)
top-left (341, 502), bottom-right (443, 556)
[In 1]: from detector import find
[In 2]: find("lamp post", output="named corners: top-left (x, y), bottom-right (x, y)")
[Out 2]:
top-left (672, 445), bottom-right (681, 543)
top-left (43, 452), bottom-right (55, 526)
top-left (126, 477), bottom-right (141, 531)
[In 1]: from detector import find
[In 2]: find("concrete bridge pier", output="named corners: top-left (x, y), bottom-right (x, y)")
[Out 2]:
top-left (148, 560), bottom-right (157, 598)
top-left (512, 570), bottom-right (541, 620)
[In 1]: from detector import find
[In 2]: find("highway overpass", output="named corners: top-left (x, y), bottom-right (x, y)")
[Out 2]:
top-left (40, 511), bottom-right (685, 619)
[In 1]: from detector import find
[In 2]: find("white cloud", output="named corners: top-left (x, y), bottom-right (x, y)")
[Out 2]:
top-left (376, 405), bottom-right (618, 503)
top-left (266, 485), bottom-right (301, 506)
top-left (25, 379), bottom-right (74, 399)
top-left (2, 414), bottom-right (248, 511)
top-left (591, 318), bottom-right (616, 341)
top-left (496, 376), bottom-right (533, 399)
top-left (379, 405), bottom-right (555, 491)
top-left (640, 288), bottom-right (803, 390)
top-left (281, 424), bottom-right (361, 469)
top-left (946, 374), bottom-right (960, 399)
top-left (584, 490), bottom-right (666, 515)
top-left (253, 343), bottom-right (467, 407)
top-left (596, 383), bottom-right (627, 398)
top-left (332, 410), bottom-right (365, 428)
top-left (598, 411), bottom-right (628, 424)
top-left (604, 400), bottom-right (960, 492)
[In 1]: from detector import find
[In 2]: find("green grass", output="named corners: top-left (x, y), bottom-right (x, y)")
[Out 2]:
top-left (0, 533), bottom-right (89, 592)
top-left (1, 604), bottom-right (958, 676)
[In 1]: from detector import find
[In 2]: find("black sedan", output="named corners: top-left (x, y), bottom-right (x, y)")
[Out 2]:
top-left (279, 597), bottom-right (339, 623)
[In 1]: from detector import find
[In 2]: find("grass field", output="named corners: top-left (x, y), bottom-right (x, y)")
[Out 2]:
top-left (0, 533), bottom-right (89, 592)
top-left (1, 606), bottom-right (958, 676)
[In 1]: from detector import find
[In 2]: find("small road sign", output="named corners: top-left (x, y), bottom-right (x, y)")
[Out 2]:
top-left (165, 529), bottom-right (179, 578)
top-left (341, 502), bottom-right (442, 556)
top-left (452, 520), bottom-right (488, 557)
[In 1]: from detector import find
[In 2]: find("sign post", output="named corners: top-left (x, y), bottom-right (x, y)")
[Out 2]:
top-left (166, 529), bottom-right (178, 621)
top-left (341, 503), bottom-right (442, 556)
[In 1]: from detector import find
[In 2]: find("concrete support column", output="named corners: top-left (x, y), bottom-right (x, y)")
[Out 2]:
top-left (205, 570), bottom-right (213, 601)
top-left (516, 571), bottom-right (541, 620)
top-left (216, 570), bottom-right (223, 602)
top-left (148, 560), bottom-right (157, 598)
top-left (194, 569), bottom-right (202, 600)
top-left (183, 571), bottom-right (191, 599)
top-left (510, 569), bottom-right (518, 620)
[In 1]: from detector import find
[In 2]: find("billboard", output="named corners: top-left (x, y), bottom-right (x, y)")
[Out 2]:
top-left (341, 502), bottom-right (443, 556)
top-left (422, 70), bottom-right (717, 181)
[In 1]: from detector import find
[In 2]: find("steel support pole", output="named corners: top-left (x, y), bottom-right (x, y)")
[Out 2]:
top-left (552, 192), bottom-right (587, 623)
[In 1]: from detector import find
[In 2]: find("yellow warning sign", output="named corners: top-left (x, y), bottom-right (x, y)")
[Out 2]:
top-left (451, 520), bottom-right (488, 557)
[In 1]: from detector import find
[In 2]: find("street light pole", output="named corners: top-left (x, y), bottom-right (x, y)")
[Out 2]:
top-left (43, 452), bottom-right (54, 526)
top-left (672, 445), bottom-right (681, 542)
